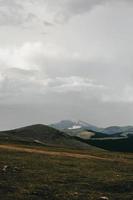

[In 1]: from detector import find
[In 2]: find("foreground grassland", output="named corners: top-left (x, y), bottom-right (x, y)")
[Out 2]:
top-left (0, 143), bottom-right (133, 200)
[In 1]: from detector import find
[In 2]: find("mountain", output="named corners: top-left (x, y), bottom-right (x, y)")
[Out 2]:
top-left (50, 120), bottom-right (133, 136)
top-left (49, 121), bottom-right (133, 152)
top-left (50, 120), bottom-right (102, 132)
top-left (102, 126), bottom-right (133, 135)
top-left (0, 124), bottom-right (90, 149)
top-left (102, 126), bottom-right (122, 134)
top-left (50, 120), bottom-right (77, 130)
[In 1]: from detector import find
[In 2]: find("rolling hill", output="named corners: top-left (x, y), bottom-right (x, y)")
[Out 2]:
top-left (0, 124), bottom-right (90, 149)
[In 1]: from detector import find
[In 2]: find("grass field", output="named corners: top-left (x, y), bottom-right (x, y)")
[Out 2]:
top-left (0, 142), bottom-right (133, 200)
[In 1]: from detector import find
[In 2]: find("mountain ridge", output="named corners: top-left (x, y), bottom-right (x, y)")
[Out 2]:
top-left (50, 120), bottom-right (133, 135)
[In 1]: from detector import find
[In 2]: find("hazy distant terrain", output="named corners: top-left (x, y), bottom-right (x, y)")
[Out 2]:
top-left (50, 120), bottom-right (133, 135)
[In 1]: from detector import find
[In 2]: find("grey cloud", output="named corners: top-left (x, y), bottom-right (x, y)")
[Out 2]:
top-left (0, 0), bottom-right (131, 28)
top-left (0, 67), bottom-right (106, 102)
top-left (45, 0), bottom-right (131, 22)
top-left (0, 0), bottom-right (133, 129)
top-left (0, 0), bottom-right (24, 26)
top-left (0, 39), bottom-right (132, 105)
top-left (0, 0), bottom-right (53, 28)
top-left (43, 20), bottom-right (54, 27)
top-left (53, 0), bottom-right (105, 22)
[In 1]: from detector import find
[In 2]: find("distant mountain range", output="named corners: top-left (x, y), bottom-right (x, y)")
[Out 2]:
top-left (49, 120), bottom-right (133, 152)
top-left (50, 120), bottom-right (133, 135)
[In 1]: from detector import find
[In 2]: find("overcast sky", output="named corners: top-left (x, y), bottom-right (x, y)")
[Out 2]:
top-left (0, 0), bottom-right (133, 130)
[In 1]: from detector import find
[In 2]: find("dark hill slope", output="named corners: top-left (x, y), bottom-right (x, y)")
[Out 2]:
top-left (76, 136), bottom-right (133, 152)
top-left (0, 124), bottom-right (90, 149)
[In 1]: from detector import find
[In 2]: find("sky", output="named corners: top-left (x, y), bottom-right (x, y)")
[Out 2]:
top-left (0, 0), bottom-right (133, 130)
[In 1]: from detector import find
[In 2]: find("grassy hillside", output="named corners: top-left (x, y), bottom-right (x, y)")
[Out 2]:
top-left (0, 142), bottom-right (132, 200)
top-left (0, 124), bottom-right (90, 149)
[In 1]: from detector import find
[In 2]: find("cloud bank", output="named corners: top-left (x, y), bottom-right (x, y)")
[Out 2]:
top-left (0, 0), bottom-right (133, 129)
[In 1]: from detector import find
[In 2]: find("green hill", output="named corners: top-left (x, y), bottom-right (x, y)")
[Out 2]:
top-left (0, 124), bottom-right (90, 149)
